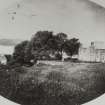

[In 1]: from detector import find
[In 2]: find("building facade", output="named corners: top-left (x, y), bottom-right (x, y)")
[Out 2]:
top-left (79, 42), bottom-right (105, 63)
top-left (0, 45), bottom-right (14, 64)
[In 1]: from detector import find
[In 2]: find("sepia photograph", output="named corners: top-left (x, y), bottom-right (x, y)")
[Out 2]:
top-left (0, 0), bottom-right (105, 105)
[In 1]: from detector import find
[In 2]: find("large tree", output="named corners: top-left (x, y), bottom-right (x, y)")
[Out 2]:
top-left (13, 40), bottom-right (29, 65)
top-left (30, 31), bottom-right (68, 60)
top-left (55, 33), bottom-right (68, 59)
top-left (24, 41), bottom-right (35, 65)
top-left (63, 38), bottom-right (80, 57)
top-left (31, 31), bottom-right (53, 49)
top-left (30, 31), bottom-right (54, 60)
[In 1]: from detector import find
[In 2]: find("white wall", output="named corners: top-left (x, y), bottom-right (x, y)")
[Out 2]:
top-left (0, 45), bottom-right (14, 55)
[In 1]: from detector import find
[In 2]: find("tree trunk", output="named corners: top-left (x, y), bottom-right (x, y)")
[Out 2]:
top-left (61, 51), bottom-right (64, 61)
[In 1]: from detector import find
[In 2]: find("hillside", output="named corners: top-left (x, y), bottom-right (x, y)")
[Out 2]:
top-left (0, 39), bottom-right (22, 46)
top-left (0, 62), bottom-right (105, 105)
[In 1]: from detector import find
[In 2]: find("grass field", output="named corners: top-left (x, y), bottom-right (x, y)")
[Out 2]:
top-left (1, 62), bottom-right (105, 105)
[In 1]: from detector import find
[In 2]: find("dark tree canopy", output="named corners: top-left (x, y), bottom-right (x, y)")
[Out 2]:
top-left (13, 40), bottom-right (29, 65)
top-left (55, 33), bottom-right (68, 59)
top-left (30, 31), bottom-right (56, 60)
top-left (11, 31), bottom-right (81, 65)
top-left (31, 31), bottom-right (53, 50)
top-left (63, 38), bottom-right (80, 57)
top-left (24, 41), bottom-right (35, 65)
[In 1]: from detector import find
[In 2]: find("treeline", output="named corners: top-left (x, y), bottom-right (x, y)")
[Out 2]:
top-left (9, 31), bottom-right (80, 66)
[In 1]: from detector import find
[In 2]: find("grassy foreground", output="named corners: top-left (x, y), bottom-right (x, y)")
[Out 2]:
top-left (0, 62), bottom-right (105, 105)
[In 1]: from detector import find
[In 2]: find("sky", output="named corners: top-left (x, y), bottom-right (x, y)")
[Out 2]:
top-left (0, 0), bottom-right (105, 46)
top-left (0, 0), bottom-right (22, 12)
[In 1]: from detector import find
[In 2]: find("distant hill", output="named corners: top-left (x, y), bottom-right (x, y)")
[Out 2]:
top-left (0, 39), bottom-right (22, 46)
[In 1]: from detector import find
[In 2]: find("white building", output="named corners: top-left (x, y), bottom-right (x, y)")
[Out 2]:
top-left (79, 42), bottom-right (105, 63)
top-left (0, 45), bottom-right (14, 64)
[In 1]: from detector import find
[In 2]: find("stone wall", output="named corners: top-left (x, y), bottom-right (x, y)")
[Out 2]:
top-left (78, 45), bottom-right (105, 63)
